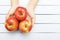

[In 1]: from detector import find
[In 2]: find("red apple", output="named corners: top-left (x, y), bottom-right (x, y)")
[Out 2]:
top-left (5, 16), bottom-right (19, 31)
top-left (19, 20), bottom-right (32, 33)
top-left (14, 7), bottom-right (28, 21)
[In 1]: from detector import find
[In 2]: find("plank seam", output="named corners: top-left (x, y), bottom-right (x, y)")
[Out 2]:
top-left (1, 14), bottom-right (60, 15)
top-left (1, 23), bottom-right (60, 24)
top-left (0, 5), bottom-right (60, 6)
top-left (0, 32), bottom-right (60, 33)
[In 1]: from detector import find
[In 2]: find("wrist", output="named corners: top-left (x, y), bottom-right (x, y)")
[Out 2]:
top-left (11, 5), bottom-right (18, 8)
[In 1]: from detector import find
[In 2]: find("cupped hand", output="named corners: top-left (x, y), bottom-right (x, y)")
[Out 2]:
top-left (26, 7), bottom-right (35, 26)
top-left (6, 6), bottom-right (35, 26)
top-left (6, 6), bottom-right (18, 19)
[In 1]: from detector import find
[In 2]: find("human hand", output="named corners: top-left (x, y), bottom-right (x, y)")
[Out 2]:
top-left (6, 7), bottom-right (18, 19)
top-left (26, 7), bottom-right (35, 26)
top-left (26, 0), bottom-right (38, 26)
top-left (6, 0), bottom-right (19, 19)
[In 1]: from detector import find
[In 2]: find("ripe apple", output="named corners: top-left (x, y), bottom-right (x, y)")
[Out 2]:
top-left (5, 16), bottom-right (19, 31)
top-left (19, 20), bottom-right (32, 33)
top-left (14, 7), bottom-right (28, 21)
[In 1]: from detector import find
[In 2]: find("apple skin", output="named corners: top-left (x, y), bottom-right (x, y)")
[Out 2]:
top-left (19, 20), bottom-right (32, 33)
top-left (14, 7), bottom-right (28, 21)
top-left (5, 16), bottom-right (19, 31)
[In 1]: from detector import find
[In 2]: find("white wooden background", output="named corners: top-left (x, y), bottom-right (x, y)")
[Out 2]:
top-left (0, 0), bottom-right (60, 40)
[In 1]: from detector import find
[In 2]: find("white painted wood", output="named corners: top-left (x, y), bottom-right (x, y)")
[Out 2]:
top-left (0, 0), bottom-right (29, 6)
top-left (0, 0), bottom-right (10, 5)
top-left (38, 0), bottom-right (60, 5)
top-left (35, 6), bottom-right (60, 14)
top-left (1, 0), bottom-right (60, 5)
top-left (0, 0), bottom-right (60, 40)
top-left (0, 6), bottom-right (10, 14)
top-left (1, 15), bottom-right (60, 23)
top-left (0, 6), bottom-right (60, 14)
top-left (0, 32), bottom-right (60, 40)
top-left (1, 24), bottom-right (60, 32)
top-left (19, 0), bottom-right (60, 6)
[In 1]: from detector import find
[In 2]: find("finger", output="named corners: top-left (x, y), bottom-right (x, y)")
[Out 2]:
top-left (27, 9), bottom-right (34, 19)
top-left (6, 7), bottom-right (16, 19)
top-left (32, 15), bottom-right (36, 26)
top-left (6, 14), bottom-right (11, 20)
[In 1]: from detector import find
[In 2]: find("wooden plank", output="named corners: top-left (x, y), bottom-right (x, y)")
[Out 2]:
top-left (1, 15), bottom-right (60, 23)
top-left (0, 0), bottom-right (29, 5)
top-left (35, 6), bottom-right (60, 14)
top-left (0, 32), bottom-right (60, 40)
top-left (0, 6), bottom-right (10, 14)
top-left (1, 24), bottom-right (60, 32)
top-left (38, 0), bottom-right (60, 5)
top-left (0, 0), bottom-right (10, 5)
top-left (0, 0), bottom-right (60, 40)
top-left (1, 0), bottom-right (60, 5)
top-left (0, 6), bottom-right (60, 14)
